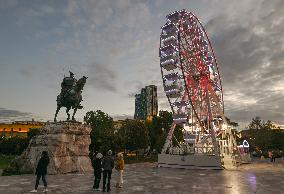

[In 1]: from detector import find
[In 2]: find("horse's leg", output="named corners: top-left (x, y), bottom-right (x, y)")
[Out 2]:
top-left (54, 106), bottom-right (61, 122)
top-left (66, 107), bottom-right (71, 120)
top-left (72, 106), bottom-right (78, 121)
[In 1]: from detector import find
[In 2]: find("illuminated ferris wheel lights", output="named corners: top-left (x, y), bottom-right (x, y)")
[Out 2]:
top-left (167, 11), bottom-right (181, 24)
top-left (221, 123), bottom-right (228, 131)
top-left (173, 114), bottom-right (188, 124)
top-left (159, 44), bottom-right (179, 57)
top-left (164, 84), bottom-right (180, 91)
top-left (166, 93), bottom-right (181, 99)
top-left (160, 53), bottom-right (178, 61)
top-left (164, 86), bottom-right (181, 98)
top-left (161, 58), bottom-right (175, 65)
top-left (161, 42), bottom-right (178, 50)
top-left (161, 23), bottom-right (178, 34)
top-left (162, 36), bottom-right (178, 47)
top-left (165, 92), bottom-right (181, 98)
top-left (163, 72), bottom-right (179, 81)
top-left (158, 10), bottom-right (246, 169)
top-left (160, 61), bottom-right (178, 71)
top-left (172, 101), bottom-right (189, 107)
top-left (162, 35), bottom-right (176, 41)
top-left (160, 10), bottom-right (225, 143)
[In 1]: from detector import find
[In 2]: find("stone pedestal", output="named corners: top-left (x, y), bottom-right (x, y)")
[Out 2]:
top-left (10, 122), bottom-right (92, 174)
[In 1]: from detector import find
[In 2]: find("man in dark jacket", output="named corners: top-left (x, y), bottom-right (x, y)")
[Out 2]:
top-left (31, 151), bottom-right (50, 193)
top-left (102, 150), bottom-right (114, 192)
top-left (92, 152), bottom-right (103, 191)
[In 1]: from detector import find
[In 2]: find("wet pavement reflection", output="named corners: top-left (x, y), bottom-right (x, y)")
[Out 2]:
top-left (0, 161), bottom-right (283, 193)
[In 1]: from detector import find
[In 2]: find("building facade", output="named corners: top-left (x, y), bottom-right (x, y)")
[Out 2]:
top-left (0, 121), bottom-right (45, 138)
top-left (134, 85), bottom-right (158, 120)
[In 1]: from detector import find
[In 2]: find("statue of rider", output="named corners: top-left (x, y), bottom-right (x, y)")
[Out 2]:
top-left (59, 71), bottom-right (77, 101)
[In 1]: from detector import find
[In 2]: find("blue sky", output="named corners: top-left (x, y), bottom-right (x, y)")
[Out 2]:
top-left (1, 0), bottom-right (284, 127)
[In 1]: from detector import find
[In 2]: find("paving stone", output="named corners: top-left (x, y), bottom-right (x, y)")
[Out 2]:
top-left (0, 162), bottom-right (284, 193)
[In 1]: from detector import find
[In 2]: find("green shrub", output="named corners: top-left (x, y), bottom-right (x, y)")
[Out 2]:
top-left (27, 128), bottom-right (40, 139)
top-left (0, 155), bottom-right (15, 169)
top-left (0, 138), bottom-right (29, 155)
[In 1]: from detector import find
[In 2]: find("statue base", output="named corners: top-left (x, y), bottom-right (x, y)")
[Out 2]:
top-left (5, 122), bottom-right (92, 175)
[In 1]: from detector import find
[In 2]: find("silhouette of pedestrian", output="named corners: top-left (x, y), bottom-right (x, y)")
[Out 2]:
top-left (272, 151), bottom-right (276, 162)
top-left (30, 151), bottom-right (50, 193)
top-left (92, 152), bottom-right (103, 191)
top-left (102, 150), bottom-right (114, 192)
top-left (269, 151), bottom-right (273, 162)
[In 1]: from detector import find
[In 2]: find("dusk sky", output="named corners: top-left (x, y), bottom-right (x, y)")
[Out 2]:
top-left (0, 0), bottom-right (284, 127)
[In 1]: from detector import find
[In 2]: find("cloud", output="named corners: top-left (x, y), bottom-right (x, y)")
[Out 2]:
top-left (0, 0), bottom-right (18, 9)
top-left (111, 114), bottom-right (133, 121)
top-left (2, 0), bottom-right (284, 125)
top-left (0, 108), bottom-right (32, 122)
top-left (204, 0), bottom-right (284, 124)
top-left (84, 62), bottom-right (118, 92)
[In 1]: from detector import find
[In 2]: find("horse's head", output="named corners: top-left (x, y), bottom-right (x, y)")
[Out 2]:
top-left (74, 76), bottom-right (88, 92)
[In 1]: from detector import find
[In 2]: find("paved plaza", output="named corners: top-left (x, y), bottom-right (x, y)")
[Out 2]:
top-left (0, 161), bottom-right (284, 194)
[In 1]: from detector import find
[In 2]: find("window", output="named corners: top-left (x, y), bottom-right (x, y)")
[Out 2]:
top-left (19, 128), bottom-right (21, 131)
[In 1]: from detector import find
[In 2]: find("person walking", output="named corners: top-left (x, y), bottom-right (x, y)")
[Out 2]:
top-left (260, 150), bottom-right (264, 160)
top-left (115, 153), bottom-right (125, 188)
top-left (92, 152), bottom-right (103, 191)
top-left (30, 151), bottom-right (50, 193)
top-left (272, 151), bottom-right (276, 162)
top-left (269, 150), bottom-right (273, 162)
top-left (102, 150), bottom-right (114, 192)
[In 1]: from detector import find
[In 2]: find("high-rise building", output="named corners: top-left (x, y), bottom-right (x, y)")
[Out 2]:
top-left (134, 85), bottom-right (158, 120)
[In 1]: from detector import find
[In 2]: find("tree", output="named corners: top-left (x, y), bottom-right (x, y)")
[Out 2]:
top-left (120, 119), bottom-right (149, 152)
top-left (0, 137), bottom-right (29, 155)
top-left (225, 117), bottom-right (239, 127)
top-left (246, 117), bottom-right (284, 152)
top-left (146, 110), bottom-right (183, 153)
top-left (158, 110), bottom-right (173, 130)
top-left (247, 117), bottom-right (263, 130)
top-left (84, 110), bottom-right (115, 154)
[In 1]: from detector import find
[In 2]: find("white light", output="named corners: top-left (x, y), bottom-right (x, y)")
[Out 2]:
top-left (243, 140), bottom-right (249, 148)
top-left (221, 123), bottom-right (227, 130)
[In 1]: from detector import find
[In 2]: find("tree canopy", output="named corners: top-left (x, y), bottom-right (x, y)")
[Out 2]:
top-left (146, 110), bottom-right (183, 152)
top-left (84, 110), bottom-right (115, 154)
top-left (120, 119), bottom-right (149, 151)
top-left (245, 117), bottom-right (284, 152)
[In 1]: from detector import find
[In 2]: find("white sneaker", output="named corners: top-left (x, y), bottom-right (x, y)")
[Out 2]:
top-left (30, 189), bottom-right (37, 193)
top-left (43, 188), bottom-right (48, 192)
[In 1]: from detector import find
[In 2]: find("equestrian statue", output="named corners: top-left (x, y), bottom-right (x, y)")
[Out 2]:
top-left (54, 71), bottom-right (87, 122)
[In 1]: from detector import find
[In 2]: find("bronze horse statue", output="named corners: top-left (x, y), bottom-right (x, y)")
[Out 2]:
top-left (54, 76), bottom-right (87, 122)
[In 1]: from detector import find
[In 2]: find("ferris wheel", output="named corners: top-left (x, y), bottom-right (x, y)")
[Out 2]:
top-left (158, 10), bottom-right (241, 169)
